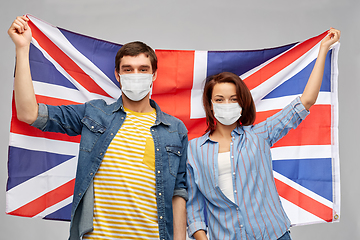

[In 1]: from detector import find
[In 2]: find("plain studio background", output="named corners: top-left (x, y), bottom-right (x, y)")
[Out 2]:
top-left (0, 1), bottom-right (359, 239)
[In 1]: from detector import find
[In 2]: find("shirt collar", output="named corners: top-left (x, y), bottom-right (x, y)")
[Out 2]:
top-left (200, 125), bottom-right (244, 147)
top-left (233, 125), bottom-right (244, 135)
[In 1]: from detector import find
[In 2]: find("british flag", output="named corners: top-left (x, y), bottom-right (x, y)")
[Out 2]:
top-left (6, 14), bottom-right (340, 226)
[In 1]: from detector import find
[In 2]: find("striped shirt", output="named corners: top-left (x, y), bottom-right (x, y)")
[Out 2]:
top-left (186, 97), bottom-right (309, 240)
top-left (83, 107), bottom-right (158, 240)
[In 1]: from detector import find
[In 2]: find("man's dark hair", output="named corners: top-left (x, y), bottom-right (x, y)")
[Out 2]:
top-left (115, 41), bottom-right (158, 73)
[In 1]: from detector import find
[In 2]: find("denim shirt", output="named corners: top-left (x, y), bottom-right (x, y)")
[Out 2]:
top-left (32, 96), bottom-right (188, 240)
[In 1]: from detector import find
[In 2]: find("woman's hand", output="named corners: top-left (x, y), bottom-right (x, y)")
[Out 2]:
top-left (320, 28), bottom-right (341, 51)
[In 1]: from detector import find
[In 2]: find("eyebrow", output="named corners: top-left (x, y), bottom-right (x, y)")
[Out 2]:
top-left (120, 64), bottom-right (151, 69)
top-left (213, 94), bottom-right (237, 97)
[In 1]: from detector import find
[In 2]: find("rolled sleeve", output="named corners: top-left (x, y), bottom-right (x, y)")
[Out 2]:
top-left (173, 127), bottom-right (189, 201)
top-left (291, 96), bottom-right (310, 120)
top-left (30, 103), bottom-right (49, 130)
top-left (187, 221), bottom-right (207, 239)
top-left (173, 188), bottom-right (188, 201)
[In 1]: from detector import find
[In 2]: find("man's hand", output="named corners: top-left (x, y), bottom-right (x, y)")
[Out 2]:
top-left (8, 16), bottom-right (32, 49)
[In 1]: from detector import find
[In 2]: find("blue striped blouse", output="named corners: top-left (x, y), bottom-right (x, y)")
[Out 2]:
top-left (186, 97), bottom-right (309, 240)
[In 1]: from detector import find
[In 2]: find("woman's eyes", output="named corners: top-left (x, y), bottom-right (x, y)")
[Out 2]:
top-left (214, 99), bottom-right (237, 103)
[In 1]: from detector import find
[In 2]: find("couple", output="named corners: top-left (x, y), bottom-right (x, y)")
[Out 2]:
top-left (8, 16), bottom-right (340, 240)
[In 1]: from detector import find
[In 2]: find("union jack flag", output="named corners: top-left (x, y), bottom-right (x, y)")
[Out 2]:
top-left (6, 14), bottom-right (340, 226)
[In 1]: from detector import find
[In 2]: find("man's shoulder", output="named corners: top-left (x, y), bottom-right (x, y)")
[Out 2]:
top-left (86, 99), bottom-right (119, 113)
top-left (86, 98), bottom-right (110, 107)
top-left (159, 111), bottom-right (188, 133)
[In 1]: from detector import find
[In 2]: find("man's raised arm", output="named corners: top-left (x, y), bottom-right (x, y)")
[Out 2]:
top-left (8, 16), bottom-right (38, 124)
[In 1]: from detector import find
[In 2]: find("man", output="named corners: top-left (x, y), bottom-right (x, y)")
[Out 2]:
top-left (8, 16), bottom-right (188, 240)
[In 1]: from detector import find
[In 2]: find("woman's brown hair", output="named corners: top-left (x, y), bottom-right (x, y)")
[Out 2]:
top-left (203, 72), bottom-right (256, 134)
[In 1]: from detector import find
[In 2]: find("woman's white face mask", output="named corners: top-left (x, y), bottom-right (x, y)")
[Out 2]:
top-left (212, 101), bottom-right (242, 125)
top-left (119, 73), bottom-right (153, 101)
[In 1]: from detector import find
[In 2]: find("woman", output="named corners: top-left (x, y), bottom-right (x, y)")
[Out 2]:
top-left (186, 28), bottom-right (340, 240)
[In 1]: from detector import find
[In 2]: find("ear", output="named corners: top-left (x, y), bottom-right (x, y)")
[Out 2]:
top-left (115, 69), bottom-right (120, 83)
top-left (152, 70), bottom-right (157, 82)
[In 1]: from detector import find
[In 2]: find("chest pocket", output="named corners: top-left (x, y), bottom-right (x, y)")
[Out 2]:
top-left (80, 117), bottom-right (106, 152)
top-left (166, 145), bottom-right (182, 177)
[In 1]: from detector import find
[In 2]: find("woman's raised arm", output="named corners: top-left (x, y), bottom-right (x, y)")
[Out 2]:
top-left (300, 28), bottom-right (340, 110)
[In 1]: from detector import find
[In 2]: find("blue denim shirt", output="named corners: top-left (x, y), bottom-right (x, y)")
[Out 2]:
top-left (32, 96), bottom-right (188, 240)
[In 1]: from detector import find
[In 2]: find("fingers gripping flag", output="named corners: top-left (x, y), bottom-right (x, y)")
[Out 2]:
top-left (6, 14), bottom-right (340, 226)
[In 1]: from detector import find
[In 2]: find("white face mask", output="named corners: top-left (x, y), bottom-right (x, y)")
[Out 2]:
top-left (119, 73), bottom-right (153, 101)
top-left (212, 101), bottom-right (242, 126)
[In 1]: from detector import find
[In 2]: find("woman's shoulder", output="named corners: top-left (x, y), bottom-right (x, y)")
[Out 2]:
top-left (189, 133), bottom-right (209, 146)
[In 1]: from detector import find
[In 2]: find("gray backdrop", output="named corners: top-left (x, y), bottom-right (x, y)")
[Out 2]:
top-left (1, 1), bottom-right (359, 239)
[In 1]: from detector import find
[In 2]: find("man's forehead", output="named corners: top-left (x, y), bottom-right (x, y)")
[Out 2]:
top-left (120, 53), bottom-right (151, 65)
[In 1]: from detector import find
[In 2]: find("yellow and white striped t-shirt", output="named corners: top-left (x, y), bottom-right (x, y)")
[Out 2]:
top-left (83, 107), bottom-right (158, 240)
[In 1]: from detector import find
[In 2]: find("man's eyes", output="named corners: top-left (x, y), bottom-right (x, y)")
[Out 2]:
top-left (122, 68), bottom-right (148, 72)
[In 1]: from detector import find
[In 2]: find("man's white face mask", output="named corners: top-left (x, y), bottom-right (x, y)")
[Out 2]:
top-left (212, 101), bottom-right (242, 126)
top-left (119, 73), bottom-right (153, 101)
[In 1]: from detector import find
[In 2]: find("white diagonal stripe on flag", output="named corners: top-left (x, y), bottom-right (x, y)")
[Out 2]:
top-left (6, 157), bottom-right (77, 213)
top-left (247, 43), bottom-right (320, 104)
top-left (33, 81), bottom-right (115, 104)
top-left (255, 92), bottom-right (331, 112)
top-left (33, 196), bottom-right (73, 219)
top-left (28, 15), bottom-right (120, 100)
top-left (273, 171), bottom-right (333, 208)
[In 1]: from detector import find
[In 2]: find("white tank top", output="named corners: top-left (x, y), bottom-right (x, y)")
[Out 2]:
top-left (217, 151), bottom-right (235, 203)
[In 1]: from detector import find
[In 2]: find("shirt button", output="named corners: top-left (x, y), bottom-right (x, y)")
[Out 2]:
top-left (121, 117), bottom-right (124, 119)
top-left (152, 129), bottom-right (154, 132)
top-left (234, 190), bottom-right (237, 193)
top-left (230, 142), bottom-right (233, 145)
top-left (100, 153), bottom-right (103, 155)
top-left (90, 172), bottom-right (93, 175)
top-left (236, 207), bottom-right (239, 211)
top-left (91, 126), bottom-right (94, 129)
top-left (79, 193), bottom-right (81, 196)
top-left (157, 148), bottom-right (159, 151)
top-left (240, 224), bottom-right (243, 228)
top-left (111, 133), bottom-right (114, 135)
top-left (177, 151), bottom-right (180, 154)
top-left (159, 193), bottom-right (162, 196)
top-left (231, 156), bottom-right (234, 159)
top-left (158, 170), bottom-right (161, 174)
top-left (233, 172), bottom-right (235, 175)
top-left (160, 216), bottom-right (163, 219)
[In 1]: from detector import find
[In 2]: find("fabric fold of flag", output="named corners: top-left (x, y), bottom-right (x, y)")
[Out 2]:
top-left (6, 14), bottom-right (340, 226)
